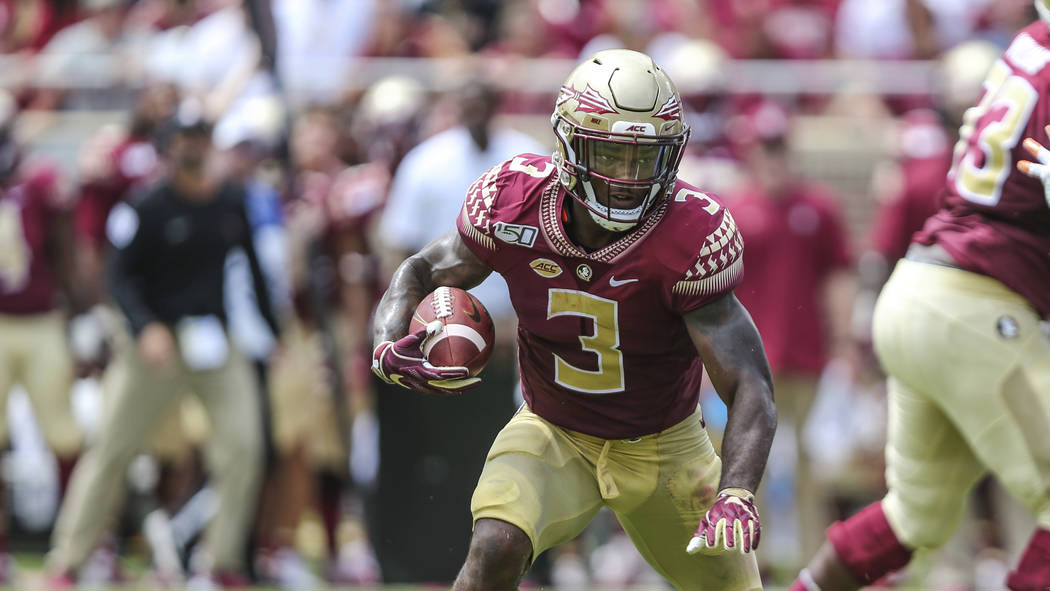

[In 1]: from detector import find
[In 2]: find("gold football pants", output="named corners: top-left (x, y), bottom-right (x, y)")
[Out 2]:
top-left (471, 406), bottom-right (762, 591)
top-left (874, 260), bottom-right (1050, 549)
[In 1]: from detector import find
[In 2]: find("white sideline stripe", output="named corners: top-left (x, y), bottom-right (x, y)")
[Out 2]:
top-left (422, 324), bottom-right (488, 358)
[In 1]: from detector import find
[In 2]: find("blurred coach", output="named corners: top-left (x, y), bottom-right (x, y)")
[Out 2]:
top-left (47, 109), bottom-right (280, 587)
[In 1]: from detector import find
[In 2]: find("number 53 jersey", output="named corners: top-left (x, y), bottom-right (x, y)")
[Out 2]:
top-left (916, 21), bottom-right (1050, 317)
top-left (457, 154), bottom-right (744, 439)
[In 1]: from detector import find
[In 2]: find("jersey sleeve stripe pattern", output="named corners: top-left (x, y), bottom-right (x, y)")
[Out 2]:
top-left (459, 161), bottom-right (505, 251)
top-left (673, 210), bottom-right (744, 295)
top-left (459, 208), bottom-right (496, 250)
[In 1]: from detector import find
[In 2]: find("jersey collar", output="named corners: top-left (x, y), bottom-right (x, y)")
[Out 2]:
top-left (540, 179), bottom-right (667, 263)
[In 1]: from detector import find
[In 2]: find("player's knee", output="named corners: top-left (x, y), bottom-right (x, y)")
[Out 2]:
top-left (884, 488), bottom-right (964, 550)
top-left (1007, 528), bottom-right (1050, 591)
top-left (826, 501), bottom-right (913, 585)
top-left (43, 423), bottom-right (83, 457)
top-left (462, 519), bottom-right (532, 583)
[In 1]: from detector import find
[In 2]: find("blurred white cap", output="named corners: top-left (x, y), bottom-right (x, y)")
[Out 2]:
top-left (938, 40), bottom-right (1000, 114)
top-left (213, 94), bottom-right (286, 150)
top-left (661, 39), bottom-right (728, 95)
top-left (358, 76), bottom-right (426, 125)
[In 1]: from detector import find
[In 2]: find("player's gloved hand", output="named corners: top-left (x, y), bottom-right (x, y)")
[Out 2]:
top-left (1017, 125), bottom-right (1050, 208)
top-left (372, 321), bottom-right (482, 395)
top-left (686, 488), bottom-right (760, 555)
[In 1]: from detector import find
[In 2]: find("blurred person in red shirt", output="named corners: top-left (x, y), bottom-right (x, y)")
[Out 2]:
top-left (0, 90), bottom-right (83, 585)
top-left (75, 82), bottom-right (175, 310)
top-left (0, 0), bottom-right (80, 53)
top-left (861, 41), bottom-right (1000, 313)
top-left (706, 0), bottom-right (840, 59)
top-left (726, 99), bottom-right (855, 569)
top-left (256, 97), bottom-right (410, 586)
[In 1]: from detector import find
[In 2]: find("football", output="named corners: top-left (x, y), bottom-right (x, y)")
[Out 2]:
top-left (410, 286), bottom-right (495, 376)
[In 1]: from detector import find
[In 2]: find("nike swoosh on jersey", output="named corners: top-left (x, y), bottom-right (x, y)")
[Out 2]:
top-left (608, 276), bottom-right (639, 287)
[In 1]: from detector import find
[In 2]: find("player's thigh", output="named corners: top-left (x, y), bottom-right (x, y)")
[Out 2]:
top-left (21, 312), bottom-right (80, 455)
top-left (613, 415), bottom-right (761, 591)
top-left (471, 407), bottom-right (604, 562)
top-left (0, 315), bottom-right (20, 447)
top-left (882, 377), bottom-right (984, 550)
top-left (148, 392), bottom-right (197, 463)
top-left (268, 323), bottom-right (329, 459)
top-left (941, 312), bottom-right (1050, 528)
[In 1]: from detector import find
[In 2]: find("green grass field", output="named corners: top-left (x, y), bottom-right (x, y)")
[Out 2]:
top-left (0, 554), bottom-right (937, 590)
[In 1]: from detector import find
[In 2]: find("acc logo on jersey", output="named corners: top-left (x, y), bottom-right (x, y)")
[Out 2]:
top-left (529, 258), bottom-right (562, 278)
top-left (494, 222), bottom-right (538, 247)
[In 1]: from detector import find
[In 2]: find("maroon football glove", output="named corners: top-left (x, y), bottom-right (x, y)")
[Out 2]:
top-left (687, 488), bottom-right (760, 555)
top-left (371, 323), bottom-right (481, 395)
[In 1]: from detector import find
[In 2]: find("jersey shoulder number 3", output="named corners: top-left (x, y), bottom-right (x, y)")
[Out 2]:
top-left (950, 58), bottom-right (1038, 206)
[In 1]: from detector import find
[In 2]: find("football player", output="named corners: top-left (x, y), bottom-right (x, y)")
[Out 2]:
top-left (372, 49), bottom-right (775, 590)
top-left (0, 89), bottom-right (83, 585)
top-left (788, 6), bottom-right (1050, 591)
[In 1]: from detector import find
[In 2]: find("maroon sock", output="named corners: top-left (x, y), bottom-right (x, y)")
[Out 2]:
top-left (317, 473), bottom-right (343, 558)
top-left (57, 455), bottom-right (79, 499)
top-left (1007, 528), bottom-right (1050, 591)
top-left (826, 501), bottom-right (913, 585)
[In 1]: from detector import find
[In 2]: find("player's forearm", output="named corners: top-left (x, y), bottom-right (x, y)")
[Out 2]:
top-left (373, 254), bottom-right (435, 344)
top-left (719, 377), bottom-right (776, 493)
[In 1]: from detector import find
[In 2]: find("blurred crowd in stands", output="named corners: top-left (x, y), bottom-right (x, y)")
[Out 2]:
top-left (0, 0), bottom-right (1040, 589)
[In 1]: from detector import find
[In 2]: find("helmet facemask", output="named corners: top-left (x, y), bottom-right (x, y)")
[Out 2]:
top-left (554, 114), bottom-right (687, 232)
top-left (551, 49), bottom-right (690, 233)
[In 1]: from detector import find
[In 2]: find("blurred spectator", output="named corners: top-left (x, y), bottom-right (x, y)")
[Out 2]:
top-left (726, 100), bottom-right (855, 571)
top-left (0, 0), bottom-right (80, 53)
top-left (75, 82), bottom-right (175, 312)
top-left (31, 0), bottom-right (150, 110)
top-left (835, 0), bottom-right (1001, 60)
top-left (663, 39), bottom-right (747, 196)
top-left (705, 0), bottom-right (839, 59)
top-left (371, 76), bottom-right (543, 583)
top-left (47, 107), bottom-right (278, 588)
top-left (256, 104), bottom-right (391, 588)
top-left (272, 0), bottom-right (378, 107)
top-left (0, 90), bottom-right (82, 585)
top-left (859, 40), bottom-right (999, 331)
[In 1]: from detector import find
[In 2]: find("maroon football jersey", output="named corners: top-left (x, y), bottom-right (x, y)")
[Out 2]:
top-left (915, 21), bottom-right (1050, 317)
top-left (0, 160), bottom-right (69, 315)
top-left (76, 137), bottom-right (158, 250)
top-left (457, 154), bottom-right (744, 439)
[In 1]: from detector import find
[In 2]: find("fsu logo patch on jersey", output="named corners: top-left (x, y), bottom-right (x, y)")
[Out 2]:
top-left (529, 258), bottom-right (562, 278)
top-left (576, 264), bottom-right (593, 281)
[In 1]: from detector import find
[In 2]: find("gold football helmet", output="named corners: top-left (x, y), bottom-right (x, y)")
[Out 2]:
top-left (552, 49), bottom-right (689, 232)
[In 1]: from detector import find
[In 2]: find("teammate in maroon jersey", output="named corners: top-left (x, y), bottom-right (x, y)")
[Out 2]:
top-left (372, 49), bottom-right (775, 590)
top-left (788, 9), bottom-right (1050, 591)
top-left (0, 91), bottom-right (82, 584)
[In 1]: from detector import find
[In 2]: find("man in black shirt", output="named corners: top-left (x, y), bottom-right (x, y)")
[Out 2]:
top-left (48, 112), bottom-right (280, 587)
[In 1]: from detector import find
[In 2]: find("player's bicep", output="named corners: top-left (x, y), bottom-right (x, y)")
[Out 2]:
top-left (416, 228), bottom-right (493, 291)
top-left (684, 293), bottom-right (772, 405)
